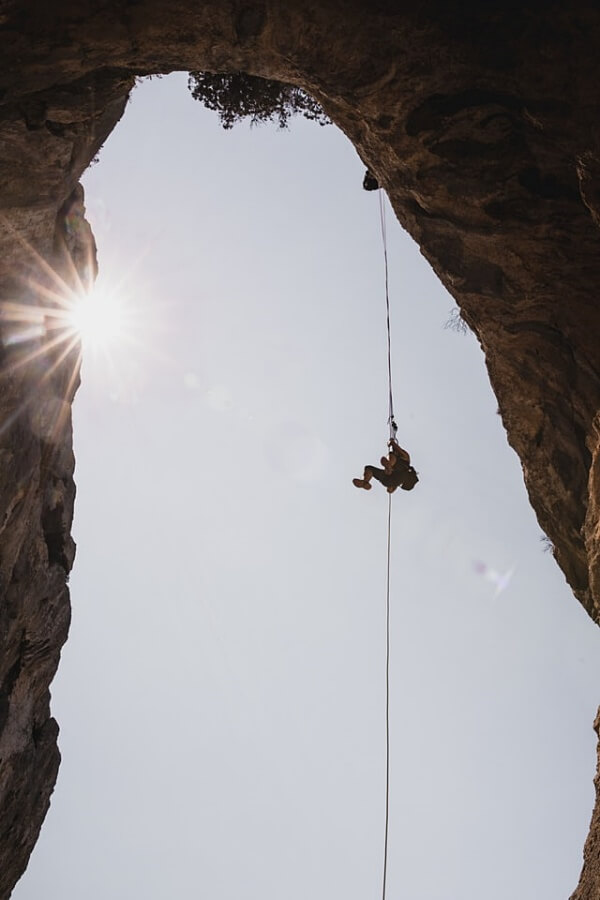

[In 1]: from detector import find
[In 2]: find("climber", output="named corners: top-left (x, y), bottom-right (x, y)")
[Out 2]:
top-left (353, 438), bottom-right (418, 493)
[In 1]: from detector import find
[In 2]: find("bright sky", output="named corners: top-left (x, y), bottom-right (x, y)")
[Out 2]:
top-left (13, 73), bottom-right (600, 900)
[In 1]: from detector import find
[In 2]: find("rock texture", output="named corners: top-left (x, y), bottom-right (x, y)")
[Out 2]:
top-left (1, 2), bottom-right (600, 896)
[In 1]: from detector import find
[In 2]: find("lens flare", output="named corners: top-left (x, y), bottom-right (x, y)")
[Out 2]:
top-left (66, 284), bottom-right (126, 349)
top-left (0, 209), bottom-right (162, 445)
top-left (473, 560), bottom-right (516, 597)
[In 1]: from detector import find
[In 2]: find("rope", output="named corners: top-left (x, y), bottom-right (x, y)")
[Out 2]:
top-left (379, 192), bottom-right (397, 442)
top-left (382, 492), bottom-right (392, 900)
top-left (378, 189), bottom-right (395, 900)
top-left (375, 189), bottom-right (396, 900)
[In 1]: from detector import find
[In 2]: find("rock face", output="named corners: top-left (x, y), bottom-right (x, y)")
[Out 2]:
top-left (1, 2), bottom-right (600, 896)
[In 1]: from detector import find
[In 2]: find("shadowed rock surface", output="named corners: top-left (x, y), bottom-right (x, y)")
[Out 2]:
top-left (1, 2), bottom-right (600, 896)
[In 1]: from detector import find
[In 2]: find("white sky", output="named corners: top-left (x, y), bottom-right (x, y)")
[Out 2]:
top-left (13, 73), bottom-right (600, 900)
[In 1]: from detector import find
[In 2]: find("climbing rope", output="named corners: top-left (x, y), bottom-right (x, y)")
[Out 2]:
top-left (379, 192), bottom-right (397, 441)
top-left (382, 491), bottom-right (392, 900)
top-left (378, 190), bottom-right (394, 900)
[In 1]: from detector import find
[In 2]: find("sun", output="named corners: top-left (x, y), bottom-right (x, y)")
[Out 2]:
top-left (0, 270), bottom-right (138, 410)
top-left (0, 223), bottom-right (165, 439)
top-left (66, 283), bottom-right (127, 350)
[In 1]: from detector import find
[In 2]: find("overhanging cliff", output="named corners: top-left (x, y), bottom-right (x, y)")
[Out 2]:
top-left (1, 3), bottom-right (600, 897)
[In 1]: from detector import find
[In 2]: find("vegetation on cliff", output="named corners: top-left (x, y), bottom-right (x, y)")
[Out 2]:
top-left (187, 72), bottom-right (329, 129)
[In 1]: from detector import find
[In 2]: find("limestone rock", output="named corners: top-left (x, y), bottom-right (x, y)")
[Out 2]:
top-left (2, 2), bottom-right (600, 896)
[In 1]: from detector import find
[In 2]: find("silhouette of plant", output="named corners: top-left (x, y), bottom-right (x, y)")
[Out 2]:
top-left (444, 307), bottom-right (471, 335)
top-left (187, 72), bottom-right (330, 129)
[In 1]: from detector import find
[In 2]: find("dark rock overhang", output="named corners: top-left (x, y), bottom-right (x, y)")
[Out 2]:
top-left (1, 3), bottom-right (600, 897)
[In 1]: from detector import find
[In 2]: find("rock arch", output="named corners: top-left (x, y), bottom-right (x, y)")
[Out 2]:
top-left (1, 3), bottom-right (600, 896)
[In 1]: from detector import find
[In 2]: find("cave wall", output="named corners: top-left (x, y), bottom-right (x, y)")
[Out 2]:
top-left (1, 2), bottom-right (600, 897)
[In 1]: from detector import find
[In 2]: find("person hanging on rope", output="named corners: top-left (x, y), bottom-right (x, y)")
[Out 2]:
top-left (353, 438), bottom-right (418, 493)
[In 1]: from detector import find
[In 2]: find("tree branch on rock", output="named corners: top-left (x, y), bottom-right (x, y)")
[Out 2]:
top-left (187, 72), bottom-right (330, 129)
